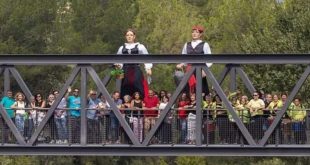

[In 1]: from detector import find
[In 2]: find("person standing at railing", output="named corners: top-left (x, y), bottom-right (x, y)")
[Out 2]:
top-left (86, 90), bottom-right (101, 144)
top-left (202, 95), bottom-right (215, 144)
top-left (184, 93), bottom-right (197, 144)
top-left (288, 98), bottom-right (306, 144)
top-left (53, 90), bottom-right (68, 144)
top-left (131, 92), bottom-right (144, 143)
top-left (177, 92), bottom-right (190, 144)
top-left (267, 94), bottom-right (283, 144)
top-left (106, 91), bottom-right (122, 144)
top-left (143, 89), bottom-right (159, 143)
top-left (45, 94), bottom-right (57, 143)
top-left (121, 95), bottom-right (132, 143)
top-left (11, 92), bottom-right (27, 139)
top-left (247, 91), bottom-right (265, 143)
top-left (0, 90), bottom-right (15, 143)
top-left (280, 92), bottom-right (291, 144)
top-left (65, 87), bottom-right (81, 144)
top-left (212, 94), bottom-right (227, 144)
top-left (158, 95), bottom-right (172, 144)
top-left (116, 28), bottom-right (152, 100)
top-left (233, 95), bottom-right (250, 144)
top-left (176, 25), bottom-right (212, 96)
top-left (34, 93), bottom-right (46, 142)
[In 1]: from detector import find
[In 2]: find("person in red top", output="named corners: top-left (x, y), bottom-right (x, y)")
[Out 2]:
top-left (143, 89), bottom-right (159, 136)
top-left (177, 92), bottom-right (190, 143)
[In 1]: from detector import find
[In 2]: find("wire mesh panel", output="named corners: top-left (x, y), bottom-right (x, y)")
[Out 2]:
top-left (34, 113), bottom-right (66, 145)
top-left (0, 117), bottom-right (17, 144)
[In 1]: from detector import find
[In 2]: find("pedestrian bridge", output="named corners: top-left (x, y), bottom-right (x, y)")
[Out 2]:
top-left (0, 54), bottom-right (310, 156)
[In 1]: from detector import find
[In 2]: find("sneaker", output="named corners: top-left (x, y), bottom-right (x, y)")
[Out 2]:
top-left (63, 139), bottom-right (68, 144)
top-left (49, 139), bottom-right (56, 144)
top-left (56, 140), bottom-right (62, 144)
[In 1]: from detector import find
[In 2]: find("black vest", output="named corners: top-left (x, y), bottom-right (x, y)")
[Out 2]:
top-left (122, 44), bottom-right (139, 54)
top-left (186, 41), bottom-right (205, 54)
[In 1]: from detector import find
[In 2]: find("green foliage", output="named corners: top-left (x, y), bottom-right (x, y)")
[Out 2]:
top-left (134, 0), bottom-right (205, 53)
top-left (175, 156), bottom-right (206, 165)
top-left (250, 158), bottom-right (286, 165)
top-left (110, 68), bottom-right (124, 76)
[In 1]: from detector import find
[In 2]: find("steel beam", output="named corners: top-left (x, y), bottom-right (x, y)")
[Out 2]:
top-left (218, 65), bottom-right (231, 85)
top-left (236, 66), bottom-right (256, 94)
top-left (142, 67), bottom-right (196, 146)
top-left (80, 66), bottom-right (88, 146)
top-left (0, 105), bottom-right (26, 145)
top-left (115, 79), bottom-right (121, 92)
top-left (195, 65), bottom-right (203, 146)
top-left (259, 65), bottom-right (310, 146)
top-left (230, 67), bottom-right (237, 91)
top-left (2, 145), bottom-right (310, 156)
top-left (86, 67), bottom-right (141, 146)
top-left (8, 67), bottom-right (33, 102)
top-left (1, 55), bottom-right (310, 65)
top-left (4, 68), bottom-right (10, 93)
top-left (28, 67), bottom-right (81, 145)
top-left (102, 74), bottom-right (111, 86)
top-left (202, 67), bottom-right (256, 146)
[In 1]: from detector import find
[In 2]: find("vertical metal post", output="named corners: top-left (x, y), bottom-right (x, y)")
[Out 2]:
top-left (116, 79), bottom-right (121, 92)
top-left (4, 68), bottom-right (10, 93)
top-left (230, 67), bottom-right (237, 92)
top-left (195, 65), bottom-right (203, 146)
top-left (80, 66), bottom-right (88, 146)
top-left (8, 67), bottom-right (33, 102)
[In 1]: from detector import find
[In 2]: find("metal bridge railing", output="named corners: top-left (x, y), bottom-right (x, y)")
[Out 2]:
top-left (1, 108), bottom-right (309, 147)
top-left (0, 54), bottom-right (310, 155)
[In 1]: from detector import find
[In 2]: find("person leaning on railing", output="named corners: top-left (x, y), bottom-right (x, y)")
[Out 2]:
top-left (86, 90), bottom-right (101, 144)
top-left (288, 97), bottom-right (306, 144)
top-left (53, 90), bottom-right (68, 144)
top-left (177, 92), bottom-right (189, 144)
top-left (143, 89), bottom-right (159, 143)
top-left (130, 91), bottom-right (144, 143)
top-left (202, 95), bottom-right (215, 144)
top-left (65, 87), bottom-right (81, 144)
top-left (212, 94), bottom-right (228, 144)
top-left (10, 92), bottom-right (27, 138)
top-left (0, 90), bottom-right (15, 143)
top-left (247, 91), bottom-right (265, 142)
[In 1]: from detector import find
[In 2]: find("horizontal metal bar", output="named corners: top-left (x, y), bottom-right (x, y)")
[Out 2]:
top-left (2, 146), bottom-right (310, 156)
top-left (0, 54), bottom-right (310, 65)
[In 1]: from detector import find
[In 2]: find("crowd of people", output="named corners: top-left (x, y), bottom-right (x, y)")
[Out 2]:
top-left (0, 26), bottom-right (308, 145)
top-left (0, 88), bottom-right (308, 145)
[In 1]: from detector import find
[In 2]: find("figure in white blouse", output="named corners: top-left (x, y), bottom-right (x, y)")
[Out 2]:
top-left (176, 25), bottom-right (212, 95)
top-left (116, 28), bottom-right (152, 99)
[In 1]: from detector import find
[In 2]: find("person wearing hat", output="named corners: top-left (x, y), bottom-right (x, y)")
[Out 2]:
top-left (175, 25), bottom-right (212, 96)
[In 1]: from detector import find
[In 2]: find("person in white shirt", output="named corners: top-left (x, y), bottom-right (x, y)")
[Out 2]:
top-left (116, 28), bottom-right (152, 99)
top-left (176, 25), bottom-right (212, 96)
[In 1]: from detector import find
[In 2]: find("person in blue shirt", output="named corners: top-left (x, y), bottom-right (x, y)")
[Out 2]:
top-left (65, 87), bottom-right (81, 143)
top-left (0, 90), bottom-right (15, 143)
top-left (1, 90), bottom-right (15, 119)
